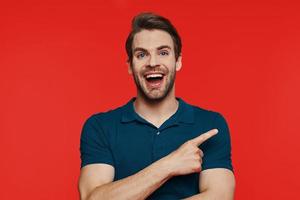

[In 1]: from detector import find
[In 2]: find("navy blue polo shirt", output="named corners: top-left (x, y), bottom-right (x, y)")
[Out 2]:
top-left (80, 97), bottom-right (233, 199)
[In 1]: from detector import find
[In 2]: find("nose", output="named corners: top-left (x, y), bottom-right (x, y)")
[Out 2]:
top-left (149, 54), bottom-right (158, 67)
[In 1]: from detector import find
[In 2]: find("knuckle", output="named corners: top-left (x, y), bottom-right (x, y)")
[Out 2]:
top-left (182, 141), bottom-right (190, 146)
top-left (199, 158), bottom-right (203, 164)
top-left (199, 150), bottom-right (204, 157)
top-left (193, 164), bottom-right (202, 172)
top-left (198, 164), bottom-right (202, 171)
top-left (180, 143), bottom-right (187, 149)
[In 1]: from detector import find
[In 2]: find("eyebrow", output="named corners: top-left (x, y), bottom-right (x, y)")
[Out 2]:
top-left (133, 45), bottom-right (172, 53)
top-left (133, 47), bottom-right (147, 53)
top-left (157, 45), bottom-right (172, 50)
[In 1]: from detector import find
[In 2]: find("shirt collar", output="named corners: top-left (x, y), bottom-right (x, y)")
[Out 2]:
top-left (121, 97), bottom-right (194, 124)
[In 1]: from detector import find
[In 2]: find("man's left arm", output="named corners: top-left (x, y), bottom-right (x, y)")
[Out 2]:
top-left (184, 112), bottom-right (235, 200)
top-left (183, 168), bottom-right (235, 200)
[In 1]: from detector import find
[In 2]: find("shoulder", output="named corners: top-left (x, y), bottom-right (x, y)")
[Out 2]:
top-left (89, 106), bottom-right (123, 122)
top-left (186, 101), bottom-right (227, 125)
top-left (82, 101), bottom-right (129, 129)
top-left (179, 98), bottom-right (230, 134)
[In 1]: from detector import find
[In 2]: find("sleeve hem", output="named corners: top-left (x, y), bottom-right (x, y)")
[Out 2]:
top-left (202, 164), bottom-right (233, 172)
top-left (81, 160), bottom-right (115, 169)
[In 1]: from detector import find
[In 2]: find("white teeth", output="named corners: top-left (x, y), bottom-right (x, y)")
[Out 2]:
top-left (145, 74), bottom-right (163, 78)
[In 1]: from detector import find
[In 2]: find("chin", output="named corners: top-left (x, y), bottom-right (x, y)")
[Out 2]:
top-left (137, 84), bottom-right (173, 102)
top-left (143, 91), bottom-right (169, 102)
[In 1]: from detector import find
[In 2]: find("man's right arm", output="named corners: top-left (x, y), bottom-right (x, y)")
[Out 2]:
top-left (78, 129), bottom-right (218, 200)
top-left (78, 157), bottom-right (171, 200)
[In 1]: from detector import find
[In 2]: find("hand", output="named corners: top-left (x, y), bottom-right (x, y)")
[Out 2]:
top-left (163, 129), bottom-right (218, 177)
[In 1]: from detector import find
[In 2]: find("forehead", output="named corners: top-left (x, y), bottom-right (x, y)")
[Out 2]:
top-left (132, 29), bottom-right (174, 50)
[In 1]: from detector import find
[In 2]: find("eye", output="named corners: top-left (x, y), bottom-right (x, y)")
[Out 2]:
top-left (159, 50), bottom-right (169, 56)
top-left (136, 52), bottom-right (147, 59)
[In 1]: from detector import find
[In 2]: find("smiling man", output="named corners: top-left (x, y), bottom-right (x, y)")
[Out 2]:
top-left (79, 13), bottom-right (235, 200)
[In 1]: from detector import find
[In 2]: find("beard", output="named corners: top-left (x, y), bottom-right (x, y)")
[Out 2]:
top-left (132, 65), bottom-right (176, 103)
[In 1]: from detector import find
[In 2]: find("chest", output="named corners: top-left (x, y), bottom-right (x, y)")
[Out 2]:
top-left (111, 123), bottom-right (204, 180)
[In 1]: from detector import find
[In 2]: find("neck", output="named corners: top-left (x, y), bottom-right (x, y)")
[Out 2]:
top-left (133, 88), bottom-right (179, 127)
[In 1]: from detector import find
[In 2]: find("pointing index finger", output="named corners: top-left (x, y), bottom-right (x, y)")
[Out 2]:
top-left (191, 129), bottom-right (218, 146)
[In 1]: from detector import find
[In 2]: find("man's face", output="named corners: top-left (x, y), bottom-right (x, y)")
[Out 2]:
top-left (128, 29), bottom-right (182, 101)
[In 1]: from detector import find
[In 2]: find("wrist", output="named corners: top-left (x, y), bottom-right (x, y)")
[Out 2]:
top-left (154, 155), bottom-right (175, 179)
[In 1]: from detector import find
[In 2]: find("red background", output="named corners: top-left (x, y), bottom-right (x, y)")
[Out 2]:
top-left (1, 1), bottom-right (300, 199)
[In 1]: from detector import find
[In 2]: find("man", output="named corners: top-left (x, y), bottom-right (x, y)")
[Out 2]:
top-left (79, 13), bottom-right (235, 200)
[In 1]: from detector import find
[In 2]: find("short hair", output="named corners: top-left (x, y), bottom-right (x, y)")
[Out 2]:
top-left (125, 12), bottom-right (182, 64)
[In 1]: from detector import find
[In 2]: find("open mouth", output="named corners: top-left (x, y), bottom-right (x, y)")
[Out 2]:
top-left (144, 73), bottom-right (165, 87)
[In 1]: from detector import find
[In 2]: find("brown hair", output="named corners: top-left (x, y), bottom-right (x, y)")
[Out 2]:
top-left (125, 12), bottom-right (182, 64)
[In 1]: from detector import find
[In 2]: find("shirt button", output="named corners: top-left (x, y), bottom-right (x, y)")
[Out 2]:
top-left (157, 131), bottom-right (160, 135)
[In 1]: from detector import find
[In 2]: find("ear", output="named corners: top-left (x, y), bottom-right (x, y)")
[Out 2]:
top-left (175, 55), bottom-right (182, 71)
top-left (127, 61), bottom-right (133, 75)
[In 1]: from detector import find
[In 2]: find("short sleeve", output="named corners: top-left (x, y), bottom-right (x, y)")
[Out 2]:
top-left (80, 115), bottom-right (115, 168)
top-left (201, 112), bottom-right (233, 171)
